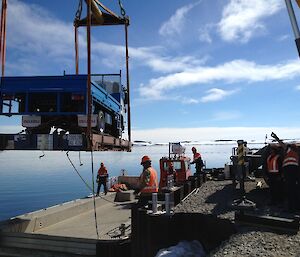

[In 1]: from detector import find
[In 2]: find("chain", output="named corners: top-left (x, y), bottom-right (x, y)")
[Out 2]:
top-left (74, 0), bottom-right (83, 23)
top-left (118, 0), bottom-right (126, 17)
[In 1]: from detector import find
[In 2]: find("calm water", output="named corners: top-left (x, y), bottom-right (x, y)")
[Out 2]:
top-left (0, 144), bottom-right (263, 221)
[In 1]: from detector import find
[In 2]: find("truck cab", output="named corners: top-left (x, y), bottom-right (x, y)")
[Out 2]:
top-left (159, 143), bottom-right (192, 189)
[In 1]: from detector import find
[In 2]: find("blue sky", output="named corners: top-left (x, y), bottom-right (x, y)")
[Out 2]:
top-left (2, 0), bottom-right (300, 142)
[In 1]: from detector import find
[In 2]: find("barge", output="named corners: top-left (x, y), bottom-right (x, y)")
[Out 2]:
top-left (0, 174), bottom-right (239, 257)
top-left (0, 143), bottom-right (235, 257)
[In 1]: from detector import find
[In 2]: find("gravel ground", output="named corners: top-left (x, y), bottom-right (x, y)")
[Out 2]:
top-left (174, 179), bottom-right (300, 257)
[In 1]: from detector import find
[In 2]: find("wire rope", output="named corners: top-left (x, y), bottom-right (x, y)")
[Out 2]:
top-left (66, 151), bottom-right (93, 192)
top-left (65, 151), bottom-right (131, 206)
top-left (90, 144), bottom-right (100, 239)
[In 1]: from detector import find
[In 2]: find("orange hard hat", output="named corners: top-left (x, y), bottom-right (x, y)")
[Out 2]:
top-left (141, 155), bottom-right (151, 164)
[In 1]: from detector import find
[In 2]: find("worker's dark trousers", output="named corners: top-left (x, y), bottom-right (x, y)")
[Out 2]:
top-left (97, 178), bottom-right (107, 195)
top-left (137, 193), bottom-right (153, 208)
top-left (236, 165), bottom-right (245, 195)
top-left (284, 166), bottom-right (300, 211)
top-left (268, 174), bottom-right (283, 204)
top-left (195, 171), bottom-right (205, 182)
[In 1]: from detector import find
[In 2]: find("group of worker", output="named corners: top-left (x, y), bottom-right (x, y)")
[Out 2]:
top-left (264, 143), bottom-right (300, 212)
top-left (95, 147), bottom-right (204, 198)
top-left (95, 155), bottom-right (159, 197)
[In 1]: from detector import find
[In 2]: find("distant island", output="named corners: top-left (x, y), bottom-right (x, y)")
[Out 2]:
top-left (132, 140), bottom-right (152, 146)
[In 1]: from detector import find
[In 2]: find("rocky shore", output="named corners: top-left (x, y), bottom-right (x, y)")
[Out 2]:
top-left (175, 180), bottom-right (300, 257)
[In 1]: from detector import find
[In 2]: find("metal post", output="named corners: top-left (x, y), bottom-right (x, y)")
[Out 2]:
top-left (152, 193), bottom-right (158, 213)
top-left (75, 26), bottom-right (79, 74)
top-left (285, 0), bottom-right (300, 56)
top-left (125, 22), bottom-right (131, 147)
top-left (165, 193), bottom-right (170, 215)
top-left (86, 0), bottom-right (92, 149)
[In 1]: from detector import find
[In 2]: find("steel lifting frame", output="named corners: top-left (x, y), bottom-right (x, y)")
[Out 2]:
top-left (74, 0), bottom-right (131, 149)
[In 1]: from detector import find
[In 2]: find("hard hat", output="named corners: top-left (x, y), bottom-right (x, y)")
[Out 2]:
top-left (237, 140), bottom-right (244, 145)
top-left (141, 155), bottom-right (151, 164)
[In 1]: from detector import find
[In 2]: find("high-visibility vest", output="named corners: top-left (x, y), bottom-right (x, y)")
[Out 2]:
top-left (237, 145), bottom-right (245, 165)
top-left (267, 154), bottom-right (280, 173)
top-left (283, 148), bottom-right (299, 167)
top-left (193, 152), bottom-right (201, 161)
top-left (98, 166), bottom-right (108, 177)
top-left (141, 167), bottom-right (158, 193)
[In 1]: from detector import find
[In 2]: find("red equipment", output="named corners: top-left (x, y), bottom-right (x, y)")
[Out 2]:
top-left (159, 143), bottom-right (192, 188)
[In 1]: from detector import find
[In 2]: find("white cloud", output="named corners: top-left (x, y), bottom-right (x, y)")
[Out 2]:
top-left (201, 88), bottom-right (238, 103)
top-left (139, 59), bottom-right (300, 99)
top-left (198, 24), bottom-right (214, 43)
top-left (180, 89), bottom-right (236, 104)
top-left (295, 85), bottom-right (300, 90)
top-left (93, 41), bottom-right (209, 73)
top-left (132, 127), bottom-right (300, 143)
top-left (211, 111), bottom-right (241, 121)
top-left (8, 0), bottom-right (74, 57)
top-left (6, 1), bottom-right (208, 76)
top-left (159, 1), bottom-right (201, 36)
top-left (5, 0), bottom-right (78, 75)
top-left (278, 34), bottom-right (290, 42)
top-left (218, 0), bottom-right (283, 43)
top-left (181, 97), bottom-right (199, 104)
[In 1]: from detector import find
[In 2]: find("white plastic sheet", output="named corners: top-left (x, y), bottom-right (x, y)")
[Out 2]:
top-left (155, 240), bottom-right (206, 257)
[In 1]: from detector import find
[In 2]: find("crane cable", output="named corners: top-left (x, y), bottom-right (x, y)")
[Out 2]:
top-left (65, 146), bottom-right (126, 238)
top-left (65, 150), bottom-right (99, 238)
top-left (70, 0), bottom-right (128, 239)
top-left (89, 145), bottom-right (100, 239)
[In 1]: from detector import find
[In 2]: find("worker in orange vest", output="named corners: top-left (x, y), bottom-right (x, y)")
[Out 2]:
top-left (282, 144), bottom-right (300, 212)
top-left (264, 145), bottom-right (283, 205)
top-left (135, 156), bottom-right (158, 206)
top-left (96, 162), bottom-right (109, 196)
top-left (191, 147), bottom-right (204, 175)
top-left (139, 155), bottom-right (158, 193)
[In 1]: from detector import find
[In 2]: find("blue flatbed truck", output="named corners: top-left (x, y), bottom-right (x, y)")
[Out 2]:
top-left (0, 73), bottom-right (131, 151)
